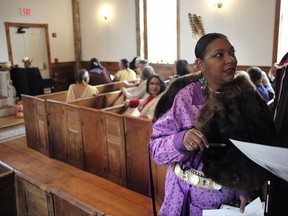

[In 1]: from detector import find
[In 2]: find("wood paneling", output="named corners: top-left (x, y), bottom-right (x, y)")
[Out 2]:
top-left (51, 62), bottom-right (75, 92)
top-left (15, 173), bottom-right (54, 216)
top-left (102, 111), bottom-right (127, 186)
top-left (125, 116), bottom-right (152, 196)
top-left (52, 190), bottom-right (104, 216)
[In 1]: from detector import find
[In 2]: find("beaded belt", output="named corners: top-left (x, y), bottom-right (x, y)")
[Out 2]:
top-left (172, 163), bottom-right (222, 190)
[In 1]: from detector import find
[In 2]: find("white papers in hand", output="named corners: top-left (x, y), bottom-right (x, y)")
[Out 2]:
top-left (230, 139), bottom-right (288, 182)
top-left (203, 197), bottom-right (264, 216)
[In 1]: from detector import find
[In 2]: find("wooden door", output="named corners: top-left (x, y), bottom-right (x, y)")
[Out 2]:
top-left (34, 97), bottom-right (50, 156)
top-left (22, 94), bottom-right (38, 150)
top-left (65, 103), bottom-right (84, 169)
top-left (9, 26), bottom-right (49, 79)
top-left (81, 107), bottom-right (106, 178)
top-left (46, 100), bottom-right (66, 161)
top-left (101, 110), bottom-right (126, 186)
top-left (125, 116), bottom-right (152, 196)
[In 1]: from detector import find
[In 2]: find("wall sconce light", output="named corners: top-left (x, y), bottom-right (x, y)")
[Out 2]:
top-left (211, 0), bottom-right (226, 9)
top-left (216, 1), bottom-right (223, 8)
top-left (100, 6), bottom-right (112, 21)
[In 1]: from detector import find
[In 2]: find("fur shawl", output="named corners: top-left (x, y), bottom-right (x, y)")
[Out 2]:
top-left (154, 72), bottom-right (202, 122)
top-left (195, 75), bottom-right (277, 190)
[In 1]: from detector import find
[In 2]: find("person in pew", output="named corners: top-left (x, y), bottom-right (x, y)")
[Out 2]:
top-left (125, 74), bottom-right (166, 119)
top-left (169, 59), bottom-right (192, 82)
top-left (121, 65), bottom-right (156, 100)
top-left (66, 69), bottom-right (99, 102)
top-left (149, 33), bottom-right (276, 216)
top-left (129, 56), bottom-right (141, 77)
top-left (22, 57), bottom-right (33, 68)
top-left (176, 59), bottom-right (191, 77)
top-left (247, 66), bottom-right (274, 102)
top-left (113, 58), bottom-right (137, 82)
top-left (88, 57), bottom-right (112, 85)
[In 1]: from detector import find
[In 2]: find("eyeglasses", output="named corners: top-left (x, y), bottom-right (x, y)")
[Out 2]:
top-left (149, 82), bottom-right (161, 86)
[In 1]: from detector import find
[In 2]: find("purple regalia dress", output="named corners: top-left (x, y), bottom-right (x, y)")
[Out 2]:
top-left (149, 81), bottom-right (240, 216)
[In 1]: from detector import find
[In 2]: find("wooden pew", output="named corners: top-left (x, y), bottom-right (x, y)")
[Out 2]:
top-left (124, 114), bottom-right (166, 204)
top-left (15, 172), bottom-right (54, 216)
top-left (0, 161), bottom-right (16, 216)
top-left (46, 91), bottom-right (125, 171)
top-left (21, 95), bottom-right (51, 157)
top-left (22, 89), bottom-right (166, 206)
top-left (21, 81), bottom-right (132, 157)
top-left (46, 100), bottom-right (84, 170)
top-left (0, 137), bottom-right (155, 215)
top-left (52, 190), bottom-right (104, 216)
top-left (125, 115), bottom-right (152, 196)
top-left (96, 80), bottom-right (137, 94)
top-left (80, 103), bottom-right (132, 183)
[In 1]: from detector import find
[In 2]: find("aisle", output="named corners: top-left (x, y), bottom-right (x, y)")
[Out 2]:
top-left (0, 115), bottom-right (25, 143)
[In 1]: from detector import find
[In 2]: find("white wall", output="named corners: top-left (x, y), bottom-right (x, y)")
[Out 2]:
top-left (180, 0), bottom-right (276, 66)
top-left (79, 0), bottom-right (137, 62)
top-left (0, 0), bottom-right (276, 67)
top-left (0, 0), bottom-right (75, 63)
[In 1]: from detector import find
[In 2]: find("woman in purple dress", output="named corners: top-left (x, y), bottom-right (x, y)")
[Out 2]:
top-left (149, 33), bottom-right (276, 216)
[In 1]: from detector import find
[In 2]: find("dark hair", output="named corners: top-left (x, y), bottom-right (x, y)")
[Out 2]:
top-left (129, 56), bottom-right (140, 70)
top-left (146, 74), bottom-right (166, 95)
top-left (176, 59), bottom-right (190, 76)
top-left (89, 58), bottom-right (101, 70)
top-left (195, 33), bottom-right (227, 59)
top-left (247, 66), bottom-right (262, 83)
top-left (120, 59), bottom-right (129, 69)
top-left (75, 69), bottom-right (89, 84)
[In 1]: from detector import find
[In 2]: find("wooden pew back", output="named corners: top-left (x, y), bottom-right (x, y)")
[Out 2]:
top-left (22, 94), bottom-right (51, 157)
top-left (46, 100), bottom-right (84, 169)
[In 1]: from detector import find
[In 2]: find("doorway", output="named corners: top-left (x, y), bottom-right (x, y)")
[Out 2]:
top-left (4, 22), bottom-right (52, 79)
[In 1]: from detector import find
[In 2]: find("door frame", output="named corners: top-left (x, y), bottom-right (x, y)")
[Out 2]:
top-left (5, 22), bottom-right (52, 78)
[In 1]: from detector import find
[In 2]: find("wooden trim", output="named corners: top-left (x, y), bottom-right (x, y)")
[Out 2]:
top-left (135, 0), bottom-right (140, 56)
top-left (143, 0), bottom-right (148, 59)
top-left (4, 22), bottom-right (52, 78)
top-left (177, 0), bottom-right (180, 59)
top-left (273, 0), bottom-right (281, 63)
top-left (72, 0), bottom-right (81, 70)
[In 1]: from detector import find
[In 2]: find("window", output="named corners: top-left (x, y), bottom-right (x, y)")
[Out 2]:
top-left (139, 0), bottom-right (178, 63)
top-left (277, 0), bottom-right (288, 62)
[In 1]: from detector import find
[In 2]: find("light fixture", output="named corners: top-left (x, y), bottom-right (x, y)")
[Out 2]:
top-left (211, 0), bottom-right (226, 9)
top-left (216, 1), bottom-right (223, 8)
top-left (100, 6), bottom-right (112, 21)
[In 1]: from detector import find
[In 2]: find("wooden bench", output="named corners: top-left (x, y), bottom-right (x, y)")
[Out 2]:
top-left (0, 161), bottom-right (16, 216)
top-left (0, 137), bottom-right (155, 215)
top-left (21, 81), bottom-right (132, 156)
top-left (22, 90), bottom-right (166, 206)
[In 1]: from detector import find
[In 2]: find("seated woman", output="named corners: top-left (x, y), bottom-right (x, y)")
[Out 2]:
top-left (121, 65), bottom-right (156, 100)
top-left (113, 59), bottom-right (137, 82)
top-left (88, 58), bottom-right (112, 85)
top-left (125, 74), bottom-right (166, 119)
top-left (66, 69), bottom-right (99, 102)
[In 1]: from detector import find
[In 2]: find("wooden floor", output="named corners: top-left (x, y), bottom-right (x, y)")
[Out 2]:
top-left (0, 137), bottom-right (155, 215)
